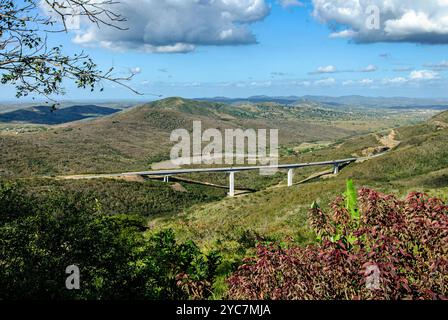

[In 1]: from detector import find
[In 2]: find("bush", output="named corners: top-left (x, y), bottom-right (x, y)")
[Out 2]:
top-left (227, 186), bottom-right (448, 300)
top-left (0, 183), bottom-right (219, 300)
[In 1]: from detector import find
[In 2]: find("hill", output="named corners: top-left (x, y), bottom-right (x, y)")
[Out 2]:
top-left (0, 105), bottom-right (121, 125)
top-left (0, 97), bottom-right (391, 177)
top-left (199, 95), bottom-right (448, 109)
top-left (151, 110), bottom-right (448, 255)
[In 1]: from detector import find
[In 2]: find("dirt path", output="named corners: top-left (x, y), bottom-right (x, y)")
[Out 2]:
top-left (268, 130), bottom-right (401, 191)
top-left (378, 129), bottom-right (400, 149)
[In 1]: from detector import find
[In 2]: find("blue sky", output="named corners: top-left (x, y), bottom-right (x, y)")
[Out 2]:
top-left (2, 0), bottom-right (448, 101)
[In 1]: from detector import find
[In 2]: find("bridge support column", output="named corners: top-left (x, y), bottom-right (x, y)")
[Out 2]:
top-left (287, 169), bottom-right (294, 187)
top-left (163, 176), bottom-right (170, 183)
top-left (228, 172), bottom-right (235, 197)
top-left (333, 164), bottom-right (339, 175)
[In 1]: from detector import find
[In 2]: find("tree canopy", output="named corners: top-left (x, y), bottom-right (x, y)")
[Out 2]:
top-left (0, 0), bottom-right (139, 103)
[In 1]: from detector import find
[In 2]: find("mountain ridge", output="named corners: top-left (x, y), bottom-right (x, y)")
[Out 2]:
top-left (0, 105), bottom-right (121, 125)
top-left (197, 95), bottom-right (448, 108)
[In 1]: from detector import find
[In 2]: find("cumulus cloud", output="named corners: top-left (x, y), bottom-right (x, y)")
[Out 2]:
top-left (383, 69), bottom-right (439, 84)
top-left (409, 70), bottom-right (439, 80)
top-left (312, 0), bottom-right (448, 44)
top-left (72, 0), bottom-right (270, 53)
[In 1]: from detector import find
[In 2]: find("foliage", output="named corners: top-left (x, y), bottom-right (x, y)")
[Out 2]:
top-left (227, 188), bottom-right (448, 300)
top-left (0, 0), bottom-right (137, 101)
top-left (0, 183), bottom-right (220, 300)
top-left (345, 179), bottom-right (359, 221)
top-left (12, 178), bottom-right (226, 217)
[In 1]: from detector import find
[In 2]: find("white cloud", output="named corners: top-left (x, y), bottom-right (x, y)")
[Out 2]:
top-left (130, 67), bottom-right (142, 75)
top-left (72, 0), bottom-right (270, 53)
top-left (314, 77), bottom-right (336, 85)
top-left (383, 69), bottom-right (439, 84)
top-left (409, 70), bottom-right (439, 80)
top-left (313, 65), bottom-right (338, 74)
top-left (359, 78), bottom-right (374, 85)
top-left (278, 0), bottom-right (304, 8)
top-left (249, 81), bottom-right (273, 87)
top-left (312, 0), bottom-right (448, 44)
top-left (361, 64), bottom-right (378, 72)
top-left (329, 30), bottom-right (358, 38)
top-left (383, 77), bottom-right (408, 84)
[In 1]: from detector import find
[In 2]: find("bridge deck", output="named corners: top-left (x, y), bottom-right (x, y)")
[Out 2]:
top-left (120, 157), bottom-right (358, 177)
top-left (60, 157), bottom-right (358, 180)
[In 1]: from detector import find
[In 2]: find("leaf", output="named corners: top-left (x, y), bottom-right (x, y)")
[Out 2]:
top-left (345, 179), bottom-right (359, 221)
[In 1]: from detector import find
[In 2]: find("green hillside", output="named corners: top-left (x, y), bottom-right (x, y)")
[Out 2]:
top-left (150, 111), bottom-right (448, 256)
top-left (0, 97), bottom-right (407, 177)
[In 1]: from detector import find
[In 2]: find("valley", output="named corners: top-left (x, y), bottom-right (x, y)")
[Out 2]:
top-left (1, 97), bottom-right (447, 300)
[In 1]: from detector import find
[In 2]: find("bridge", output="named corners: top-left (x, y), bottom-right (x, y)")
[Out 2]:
top-left (61, 157), bottom-right (358, 197)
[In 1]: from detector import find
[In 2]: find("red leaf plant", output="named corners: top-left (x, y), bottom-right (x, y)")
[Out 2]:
top-left (227, 189), bottom-right (448, 300)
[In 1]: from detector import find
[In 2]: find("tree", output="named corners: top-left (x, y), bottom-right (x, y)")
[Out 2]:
top-left (0, 0), bottom-right (141, 104)
top-left (0, 182), bottom-right (220, 300)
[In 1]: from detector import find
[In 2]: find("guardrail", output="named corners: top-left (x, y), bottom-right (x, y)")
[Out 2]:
top-left (72, 157), bottom-right (357, 197)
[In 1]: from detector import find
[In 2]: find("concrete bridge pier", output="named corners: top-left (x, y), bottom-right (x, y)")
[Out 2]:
top-left (228, 171), bottom-right (235, 197)
top-left (287, 169), bottom-right (294, 187)
top-left (333, 164), bottom-right (340, 175)
top-left (163, 176), bottom-right (170, 183)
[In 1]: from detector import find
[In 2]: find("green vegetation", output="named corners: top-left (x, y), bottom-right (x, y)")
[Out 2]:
top-left (0, 98), bottom-right (447, 300)
top-left (0, 183), bottom-right (220, 300)
top-left (4, 178), bottom-right (226, 217)
top-left (151, 111), bottom-right (448, 264)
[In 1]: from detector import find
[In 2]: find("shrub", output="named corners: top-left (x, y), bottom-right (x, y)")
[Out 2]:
top-left (227, 186), bottom-right (448, 300)
top-left (0, 183), bottom-right (219, 300)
